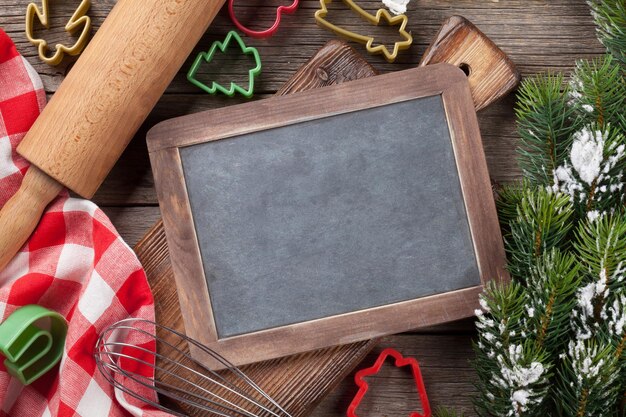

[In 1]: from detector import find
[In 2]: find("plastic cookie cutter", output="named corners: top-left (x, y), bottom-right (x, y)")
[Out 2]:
top-left (25, 0), bottom-right (92, 66)
top-left (228, 0), bottom-right (299, 39)
top-left (314, 0), bottom-right (412, 63)
top-left (347, 348), bottom-right (431, 417)
top-left (187, 31), bottom-right (262, 98)
top-left (0, 305), bottom-right (67, 385)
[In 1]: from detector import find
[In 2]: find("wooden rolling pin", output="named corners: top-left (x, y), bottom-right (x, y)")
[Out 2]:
top-left (0, 0), bottom-right (226, 269)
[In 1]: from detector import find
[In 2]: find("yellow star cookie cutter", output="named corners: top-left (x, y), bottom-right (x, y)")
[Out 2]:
top-left (314, 0), bottom-right (412, 63)
top-left (25, 0), bottom-right (92, 66)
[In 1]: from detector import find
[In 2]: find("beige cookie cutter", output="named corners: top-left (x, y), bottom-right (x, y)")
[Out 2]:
top-left (314, 0), bottom-right (412, 63)
top-left (25, 0), bottom-right (92, 66)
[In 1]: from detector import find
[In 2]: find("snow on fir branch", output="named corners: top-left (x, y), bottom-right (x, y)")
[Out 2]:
top-left (567, 57), bottom-right (625, 128)
top-left (572, 269), bottom-right (624, 339)
top-left (572, 214), bottom-right (626, 346)
top-left (556, 339), bottom-right (621, 417)
top-left (495, 344), bottom-right (549, 416)
top-left (551, 124), bottom-right (625, 221)
top-left (473, 282), bottom-right (554, 417)
top-left (522, 249), bottom-right (582, 351)
top-left (474, 191), bottom-right (626, 416)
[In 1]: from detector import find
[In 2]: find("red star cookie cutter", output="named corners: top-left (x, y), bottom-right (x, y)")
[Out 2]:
top-left (347, 348), bottom-right (431, 417)
top-left (228, 0), bottom-right (299, 38)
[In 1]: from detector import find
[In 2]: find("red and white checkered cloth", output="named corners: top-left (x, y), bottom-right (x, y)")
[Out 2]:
top-left (0, 29), bottom-right (172, 417)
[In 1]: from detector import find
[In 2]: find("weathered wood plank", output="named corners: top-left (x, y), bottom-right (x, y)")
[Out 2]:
top-left (100, 206), bottom-right (161, 246)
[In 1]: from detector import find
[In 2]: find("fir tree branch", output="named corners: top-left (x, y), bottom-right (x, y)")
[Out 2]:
top-left (556, 339), bottom-right (621, 417)
top-left (434, 407), bottom-right (466, 417)
top-left (471, 4), bottom-right (626, 414)
top-left (515, 75), bottom-right (579, 185)
top-left (505, 188), bottom-right (574, 280)
top-left (473, 283), bottom-right (553, 417)
top-left (497, 181), bottom-right (530, 231)
top-left (588, 0), bottom-right (626, 65)
top-left (551, 123), bottom-right (626, 219)
top-left (569, 56), bottom-right (626, 130)
top-left (525, 249), bottom-right (583, 352)
top-left (575, 213), bottom-right (626, 286)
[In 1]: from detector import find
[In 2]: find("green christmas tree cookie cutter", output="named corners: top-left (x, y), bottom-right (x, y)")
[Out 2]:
top-left (0, 305), bottom-right (67, 385)
top-left (187, 31), bottom-right (262, 98)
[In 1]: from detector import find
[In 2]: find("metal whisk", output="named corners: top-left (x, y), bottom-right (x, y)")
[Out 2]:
top-left (95, 318), bottom-right (293, 417)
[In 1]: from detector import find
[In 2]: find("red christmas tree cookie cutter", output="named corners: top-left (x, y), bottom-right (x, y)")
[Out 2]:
top-left (347, 348), bottom-right (431, 417)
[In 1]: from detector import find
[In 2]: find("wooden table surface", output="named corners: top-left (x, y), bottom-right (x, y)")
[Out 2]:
top-left (2, 0), bottom-right (604, 415)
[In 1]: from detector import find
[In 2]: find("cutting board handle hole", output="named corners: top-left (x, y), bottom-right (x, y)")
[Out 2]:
top-left (458, 63), bottom-right (471, 76)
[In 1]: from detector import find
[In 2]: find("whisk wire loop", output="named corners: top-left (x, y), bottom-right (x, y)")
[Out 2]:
top-left (98, 345), bottom-right (261, 417)
top-left (100, 338), bottom-right (278, 417)
top-left (95, 318), bottom-right (293, 417)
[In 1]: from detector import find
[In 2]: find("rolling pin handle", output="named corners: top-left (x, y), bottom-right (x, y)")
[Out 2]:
top-left (0, 166), bottom-right (63, 271)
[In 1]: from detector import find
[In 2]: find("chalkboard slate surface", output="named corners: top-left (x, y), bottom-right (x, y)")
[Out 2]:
top-left (148, 64), bottom-right (508, 368)
top-left (180, 96), bottom-right (480, 338)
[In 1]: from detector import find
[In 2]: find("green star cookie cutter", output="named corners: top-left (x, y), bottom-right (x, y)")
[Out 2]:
top-left (187, 31), bottom-right (262, 98)
top-left (0, 305), bottom-right (67, 385)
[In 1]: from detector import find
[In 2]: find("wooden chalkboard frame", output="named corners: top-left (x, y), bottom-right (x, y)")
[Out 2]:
top-left (147, 63), bottom-right (508, 369)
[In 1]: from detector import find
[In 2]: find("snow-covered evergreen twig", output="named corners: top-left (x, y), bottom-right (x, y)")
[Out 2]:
top-left (556, 340), bottom-right (621, 417)
top-left (473, 283), bottom-right (552, 417)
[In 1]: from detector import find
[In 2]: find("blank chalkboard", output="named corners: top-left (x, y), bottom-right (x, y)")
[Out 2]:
top-left (148, 64), bottom-right (507, 368)
top-left (181, 96), bottom-right (479, 338)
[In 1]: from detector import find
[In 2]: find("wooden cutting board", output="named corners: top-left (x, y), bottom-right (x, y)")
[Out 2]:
top-left (133, 39), bottom-right (381, 417)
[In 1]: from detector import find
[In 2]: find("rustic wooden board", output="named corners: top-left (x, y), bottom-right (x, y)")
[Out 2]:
top-left (134, 40), bottom-right (381, 416)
